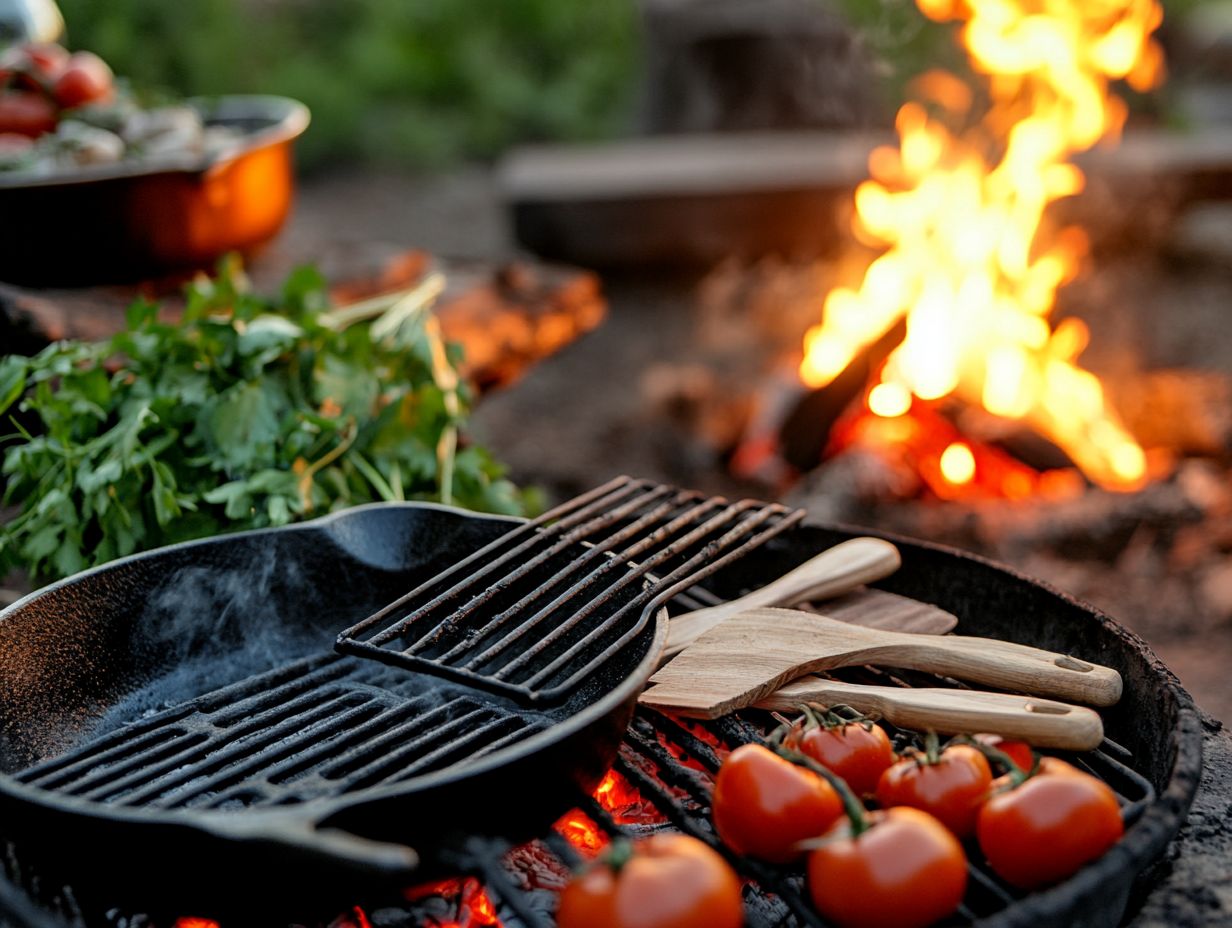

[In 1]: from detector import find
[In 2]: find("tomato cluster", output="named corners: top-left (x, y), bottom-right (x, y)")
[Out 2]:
top-left (558, 710), bottom-right (1125, 928)
top-left (0, 42), bottom-right (114, 140)
top-left (876, 742), bottom-right (992, 837)
top-left (789, 710), bottom-right (896, 796)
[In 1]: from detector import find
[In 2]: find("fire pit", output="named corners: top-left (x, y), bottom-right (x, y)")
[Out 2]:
top-left (0, 488), bottom-right (1206, 927)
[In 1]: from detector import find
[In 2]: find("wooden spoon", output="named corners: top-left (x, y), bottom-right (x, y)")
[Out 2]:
top-left (640, 606), bottom-right (1123, 717)
top-left (755, 678), bottom-right (1105, 750)
top-left (662, 537), bottom-right (902, 661)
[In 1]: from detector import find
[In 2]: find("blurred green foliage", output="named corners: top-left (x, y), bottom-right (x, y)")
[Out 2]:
top-left (55, 0), bottom-right (639, 169)
top-left (51, 0), bottom-right (1206, 169)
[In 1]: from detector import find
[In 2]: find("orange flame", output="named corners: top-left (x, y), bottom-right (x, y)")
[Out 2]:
top-left (800, 0), bottom-right (1164, 491)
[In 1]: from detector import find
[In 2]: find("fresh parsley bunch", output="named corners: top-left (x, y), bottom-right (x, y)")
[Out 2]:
top-left (0, 259), bottom-right (531, 583)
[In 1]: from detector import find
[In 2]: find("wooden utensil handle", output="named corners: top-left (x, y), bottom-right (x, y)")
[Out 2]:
top-left (663, 538), bottom-right (900, 660)
top-left (864, 632), bottom-right (1124, 707)
top-left (757, 677), bottom-right (1105, 750)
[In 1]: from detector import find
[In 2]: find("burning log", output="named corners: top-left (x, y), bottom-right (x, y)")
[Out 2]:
top-left (776, 319), bottom-right (905, 473)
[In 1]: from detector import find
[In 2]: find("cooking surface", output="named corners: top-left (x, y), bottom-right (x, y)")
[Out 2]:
top-left (338, 477), bottom-right (802, 702)
top-left (0, 505), bottom-right (1203, 927)
top-left (12, 654), bottom-right (547, 813)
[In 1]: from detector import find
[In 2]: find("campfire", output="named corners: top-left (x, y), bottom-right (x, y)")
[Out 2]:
top-left (798, 0), bottom-right (1164, 498)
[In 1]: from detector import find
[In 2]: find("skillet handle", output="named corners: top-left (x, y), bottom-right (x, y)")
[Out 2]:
top-left (205, 815), bottom-right (419, 878)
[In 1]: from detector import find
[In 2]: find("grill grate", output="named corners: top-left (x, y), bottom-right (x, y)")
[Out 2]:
top-left (13, 655), bottom-right (546, 812)
top-left (337, 476), bottom-right (804, 703)
top-left (0, 491), bottom-right (1163, 928)
top-left (441, 698), bottom-right (1157, 928)
top-left (2, 650), bottom-right (1161, 928)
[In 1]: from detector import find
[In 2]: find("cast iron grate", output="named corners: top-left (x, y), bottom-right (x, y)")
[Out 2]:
top-left (337, 476), bottom-right (805, 704)
top-left (13, 477), bottom-right (802, 818)
top-left (13, 654), bottom-right (547, 812)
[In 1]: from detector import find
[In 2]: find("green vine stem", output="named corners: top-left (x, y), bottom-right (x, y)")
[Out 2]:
top-left (951, 735), bottom-right (1038, 789)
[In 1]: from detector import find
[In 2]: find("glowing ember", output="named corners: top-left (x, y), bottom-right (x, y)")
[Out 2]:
top-left (554, 768), bottom-right (667, 854)
top-left (403, 877), bottom-right (502, 928)
top-left (327, 907), bottom-right (375, 928)
top-left (830, 395), bottom-right (1084, 501)
top-left (554, 808), bottom-right (610, 856)
top-left (940, 441), bottom-right (977, 485)
top-left (594, 767), bottom-right (666, 825)
top-left (172, 920), bottom-right (219, 928)
top-left (800, 0), bottom-right (1163, 491)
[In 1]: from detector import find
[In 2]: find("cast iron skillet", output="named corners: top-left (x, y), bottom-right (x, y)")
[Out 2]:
top-left (0, 502), bottom-right (667, 919)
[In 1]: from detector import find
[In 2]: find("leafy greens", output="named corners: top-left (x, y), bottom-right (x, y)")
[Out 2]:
top-left (0, 258), bottom-right (531, 583)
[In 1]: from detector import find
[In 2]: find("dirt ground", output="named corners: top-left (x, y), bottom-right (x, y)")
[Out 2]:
top-left (282, 167), bottom-right (1232, 724)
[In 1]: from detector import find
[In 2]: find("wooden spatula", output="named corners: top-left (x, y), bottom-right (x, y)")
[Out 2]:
top-left (662, 537), bottom-right (902, 661)
top-left (640, 606), bottom-right (1123, 717)
top-left (755, 678), bottom-right (1105, 750)
top-left (798, 588), bottom-right (957, 636)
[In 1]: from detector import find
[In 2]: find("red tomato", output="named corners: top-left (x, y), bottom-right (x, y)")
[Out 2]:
top-left (53, 52), bottom-right (113, 109)
top-left (876, 744), bottom-right (992, 837)
top-left (978, 759), bottom-right (1123, 889)
top-left (794, 721), bottom-right (895, 796)
top-left (974, 733), bottom-right (1034, 773)
top-left (808, 807), bottom-right (968, 928)
top-left (0, 92), bottom-right (57, 137)
top-left (712, 743), bottom-right (843, 862)
top-left (557, 834), bottom-right (743, 928)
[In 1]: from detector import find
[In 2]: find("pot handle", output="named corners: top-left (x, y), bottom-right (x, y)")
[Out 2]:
top-left (204, 814), bottom-right (420, 878)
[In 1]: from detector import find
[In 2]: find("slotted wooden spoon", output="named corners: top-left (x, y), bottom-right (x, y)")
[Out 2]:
top-left (755, 678), bottom-right (1105, 750)
top-left (641, 606), bottom-right (1123, 718)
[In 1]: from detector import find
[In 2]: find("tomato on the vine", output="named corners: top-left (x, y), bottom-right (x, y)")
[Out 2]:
top-left (974, 733), bottom-right (1034, 773)
top-left (557, 834), bottom-right (743, 928)
top-left (712, 743), bottom-right (843, 862)
top-left (807, 806), bottom-right (968, 928)
top-left (977, 758), bottom-right (1123, 889)
top-left (792, 717), bottom-right (895, 796)
top-left (876, 743), bottom-right (991, 837)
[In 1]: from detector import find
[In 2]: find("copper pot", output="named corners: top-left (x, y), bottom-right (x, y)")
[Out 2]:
top-left (0, 95), bottom-right (310, 286)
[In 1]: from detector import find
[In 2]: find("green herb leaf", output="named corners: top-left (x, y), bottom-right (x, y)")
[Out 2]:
top-left (0, 257), bottom-right (530, 583)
